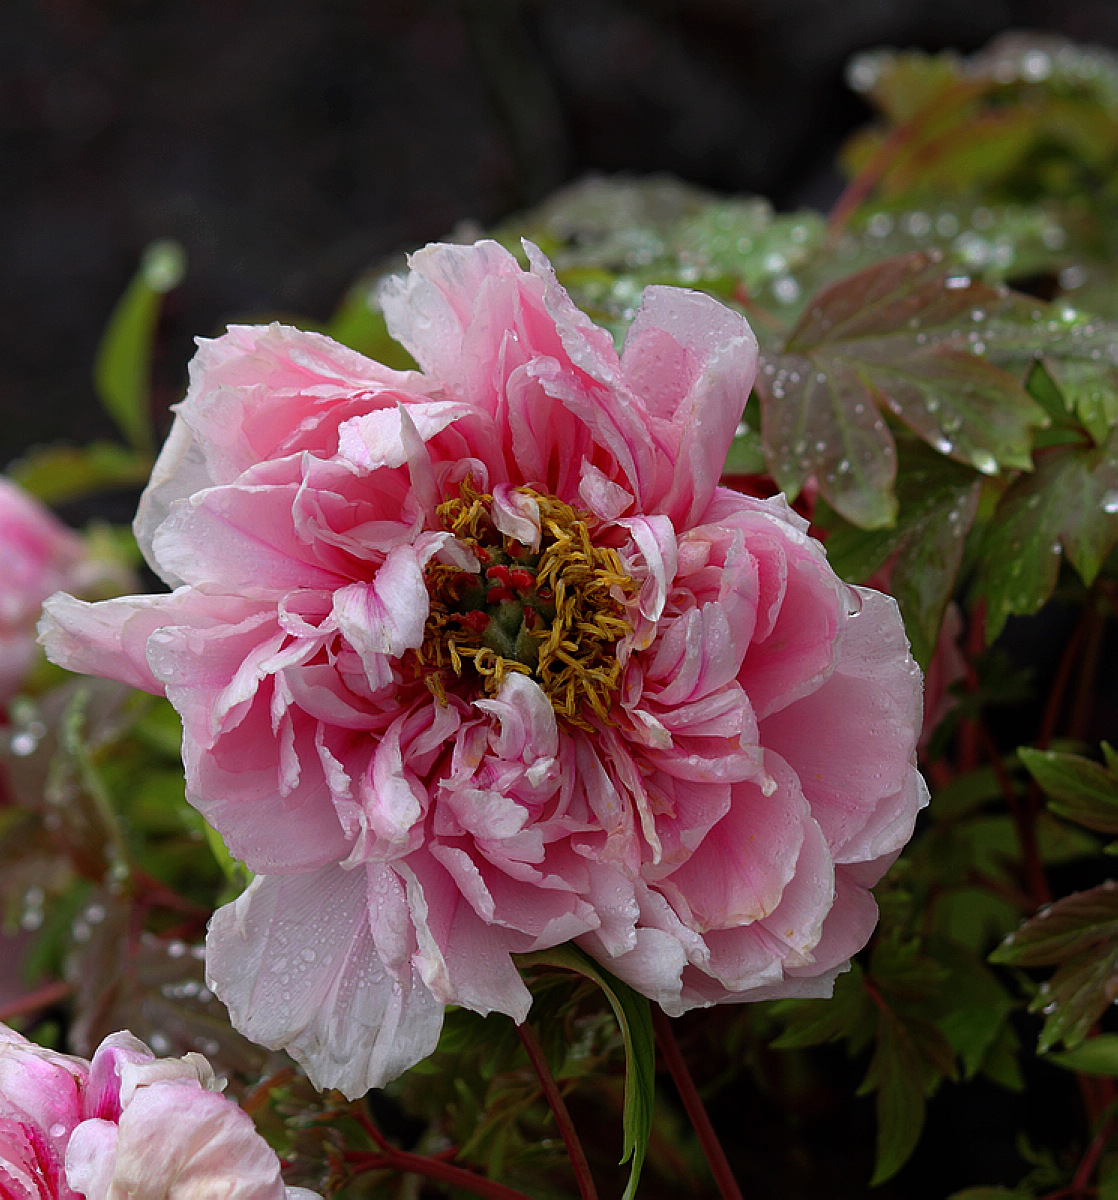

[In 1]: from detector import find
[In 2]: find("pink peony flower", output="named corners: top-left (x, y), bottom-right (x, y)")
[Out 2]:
top-left (0, 480), bottom-right (92, 707)
top-left (41, 240), bottom-right (927, 1098)
top-left (0, 1023), bottom-right (318, 1198)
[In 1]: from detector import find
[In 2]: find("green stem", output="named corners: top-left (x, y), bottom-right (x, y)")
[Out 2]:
top-left (516, 1019), bottom-right (599, 1200)
top-left (652, 1007), bottom-right (743, 1200)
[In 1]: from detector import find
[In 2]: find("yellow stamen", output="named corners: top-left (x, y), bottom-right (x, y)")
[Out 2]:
top-left (411, 481), bottom-right (635, 728)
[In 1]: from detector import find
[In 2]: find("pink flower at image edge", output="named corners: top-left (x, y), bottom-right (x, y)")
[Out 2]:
top-left (0, 480), bottom-right (90, 707)
top-left (40, 239), bottom-right (928, 1099)
top-left (0, 1023), bottom-right (317, 1198)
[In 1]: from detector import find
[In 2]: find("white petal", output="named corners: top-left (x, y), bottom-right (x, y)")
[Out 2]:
top-left (205, 866), bottom-right (444, 1099)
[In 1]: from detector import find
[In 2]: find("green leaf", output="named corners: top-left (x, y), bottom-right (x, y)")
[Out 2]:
top-left (821, 440), bottom-right (981, 665)
top-left (517, 944), bottom-right (654, 1200)
top-left (8, 442), bottom-right (154, 505)
top-left (930, 942), bottom-right (1017, 1080)
top-left (991, 885), bottom-right (1118, 968)
top-left (989, 883), bottom-right (1118, 1051)
top-left (93, 239), bottom-right (186, 453)
top-left (859, 1006), bottom-right (929, 1185)
top-left (756, 253), bottom-right (1046, 527)
top-left (973, 426), bottom-right (1118, 639)
top-left (770, 963), bottom-right (874, 1049)
top-left (1019, 746), bottom-right (1118, 834)
top-left (1046, 1033), bottom-right (1118, 1076)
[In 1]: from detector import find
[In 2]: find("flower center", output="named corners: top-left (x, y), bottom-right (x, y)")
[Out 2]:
top-left (414, 480), bottom-right (634, 727)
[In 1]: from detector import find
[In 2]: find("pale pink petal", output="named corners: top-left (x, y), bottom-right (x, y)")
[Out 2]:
top-left (206, 866), bottom-right (444, 1099)
top-left (620, 286), bottom-right (758, 526)
top-left (761, 589), bottom-right (925, 861)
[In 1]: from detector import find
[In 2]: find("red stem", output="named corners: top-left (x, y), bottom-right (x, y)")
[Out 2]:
top-left (826, 78), bottom-right (986, 237)
top-left (516, 1020), bottom-right (599, 1200)
top-left (652, 1007), bottom-right (744, 1200)
top-left (352, 1110), bottom-right (532, 1200)
top-left (0, 980), bottom-right (72, 1024)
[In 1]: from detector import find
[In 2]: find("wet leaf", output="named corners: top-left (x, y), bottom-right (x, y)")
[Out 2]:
top-left (989, 883), bottom-right (1118, 1051)
top-left (1019, 746), bottom-right (1118, 834)
top-left (756, 253), bottom-right (1046, 527)
top-left (820, 441), bottom-right (982, 666)
top-left (972, 426), bottom-right (1118, 640)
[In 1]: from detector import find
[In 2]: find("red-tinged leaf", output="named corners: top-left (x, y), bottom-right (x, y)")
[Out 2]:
top-left (1031, 940), bottom-right (1118, 1051)
top-left (989, 883), bottom-right (1118, 968)
top-left (759, 354), bottom-right (898, 528)
top-left (756, 253), bottom-right (1046, 528)
top-left (973, 428), bottom-right (1118, 640)
top-left (1019, 746), bottom-right (1118, 835)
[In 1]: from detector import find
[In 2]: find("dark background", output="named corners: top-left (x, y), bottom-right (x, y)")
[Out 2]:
top-left (4, 0), bottom-right (1118, 469)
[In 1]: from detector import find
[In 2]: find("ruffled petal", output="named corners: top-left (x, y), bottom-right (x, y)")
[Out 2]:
top-left (206, 866), bottom-right (444, 1099)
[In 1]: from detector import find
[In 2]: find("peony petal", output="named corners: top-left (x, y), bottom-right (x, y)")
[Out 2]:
top-left (206, 866), bottom-right (444, 1099)
top-left (620, 285), bottom-right (758, 527)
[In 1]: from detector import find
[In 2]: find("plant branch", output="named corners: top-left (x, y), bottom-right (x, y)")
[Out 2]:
top-left (352, 1110), bottom-right (532, 1200)
top-left (0, 979), bottom-right (72, 1024)
top-left (516, 1019), bottom-right (599, 1200)
top-left (652, 1006), bottom-right (743, 1200)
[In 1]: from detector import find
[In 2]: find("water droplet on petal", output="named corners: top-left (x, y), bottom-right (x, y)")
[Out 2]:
top-left (1101, 490), bottom-right (1118, 514)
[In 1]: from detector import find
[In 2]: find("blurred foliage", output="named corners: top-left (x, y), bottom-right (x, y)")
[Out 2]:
top-left (3, 27), bottom-right (1118, 1200)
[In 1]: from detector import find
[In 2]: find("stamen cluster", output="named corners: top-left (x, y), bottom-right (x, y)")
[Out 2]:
top-left (415, 480), bottom-right (634, 727)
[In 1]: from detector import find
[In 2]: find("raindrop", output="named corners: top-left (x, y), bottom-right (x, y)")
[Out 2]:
top-left (903, 211), bottom-right (932, 238)
top-left (932, 435), bottom-right (954, 454)
top-left (166, 940), bottom-right (187, 959)
top-left (866, 213), bottom-right (893, 239)
top-left (85, 904), bottom-right (105, 924)
top-left (1058, 264), bottom-right (1087, 290)
top-left (1020, 49), bottom-right (1052, 81)
top-left (970, 308), bottom-right (986, 322)
top-left (301, 948), bottom-right (317, 963)
top-left (8, 730), bottom-right (38, 757)
top-left (935, 212), bottom-right (959, 238)
top-left (49, 1123), bottom-right (66, 1140)
top-left (1037, 905), bottom-right (1053, 920)
top-left (191, 944), bottom-right (205, 961)
top-left (972, 450), bottom-right (998, 475)
top-left (150, 1032), bottom-right (172, 1054)
top-left (845, 589), bottom-right (863, 616)
top-left (1042, 1001), bottom-right (1058, 1015)
top-left (837, 459), bottom-right (852, 474)
top-left (772, 275), bottom-right (801, 304)
top-left (21, 909), bottom-right (43, 931)
top-left (1098, 490), bottom-right (1117, 512)
top-left (71, 920), bottom-right (91, 944)
top-left (764, 251), bottom-right (787, 273)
